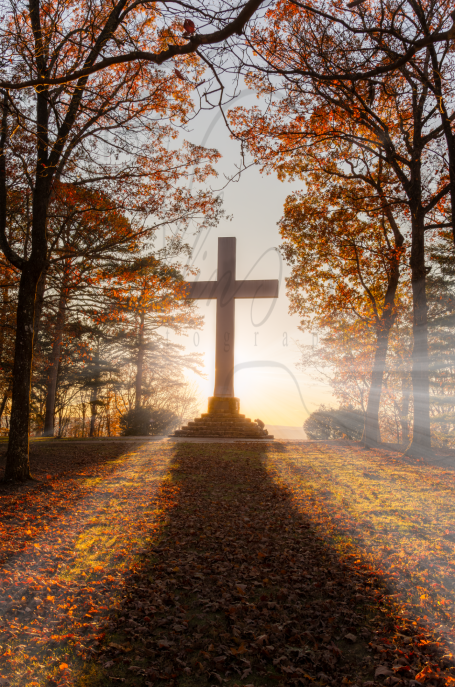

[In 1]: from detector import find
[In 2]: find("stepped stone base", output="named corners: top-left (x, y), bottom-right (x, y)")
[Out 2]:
top-left (172, 397), bottom-right (273, 439)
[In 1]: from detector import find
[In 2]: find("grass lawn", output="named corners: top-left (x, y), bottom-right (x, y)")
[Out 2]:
top-left (0, 441), bottom-right (454, 686)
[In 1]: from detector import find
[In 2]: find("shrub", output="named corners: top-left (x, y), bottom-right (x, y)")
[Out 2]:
top-left (304, 405), bottom-right (364, 441)
top-left (119, 407), bottom-right (178, 436)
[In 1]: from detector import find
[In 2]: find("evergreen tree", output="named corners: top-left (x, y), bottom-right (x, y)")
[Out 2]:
top-left (427, 233), bottom-right (455, 447)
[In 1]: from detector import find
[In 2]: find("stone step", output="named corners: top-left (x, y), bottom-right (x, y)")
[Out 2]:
top-left (178, 421), bottom-right (263, 430)
top-left (185, 430), bottom-right (263, 436)
top-left (183, 428), bottom-right (267, 431)
top-left (200, 413), bottom-right (246, 419)
top-left (172, 409), bottom-right (271, 439)
top-left (176, 427), bottom-right (261, 433)
top-left (184, 419), bottom-right (261, 428)
top-left (190, 418), bottom-right (254, 426)
top-left (174, 431), bottom-right (272, 438)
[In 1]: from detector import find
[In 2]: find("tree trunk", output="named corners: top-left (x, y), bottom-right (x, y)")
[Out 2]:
top-left (3, 266), bottom-right (42, 480)
top-left (362, 224), bottom-right (402, 446)
top-left (89, 347), bottom-right (100, 438)
top-left (43, 289), bottom-right (67, 436)
top-left (400, 377), bottom-right (411, 445)
top-left (0, 287), bottom-right (12, 420)
top-left (0, 389), bottom-right (9, 422)
top-left (33, 270), bottom-right (47, 348)
top-left (90, 389), bottom-right (98, 438)
top-left (135, 313), bottom-right (145, 410)
top-left (409, 276), bottom-right (431, 450)
top-left (362, 329), bottom-right (389, 445)
top-left (409, 216), bottom-right (431, 452)
top-left (0, 285), bottom-right (8, 364)
top-left (0, 81), bottom-right (51, 481)
top-left (106, 398), bottom-right (111, 437)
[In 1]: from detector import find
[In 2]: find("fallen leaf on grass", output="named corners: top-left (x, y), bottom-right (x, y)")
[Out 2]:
top-left (1, 442), bottom-right (454, 687)
top-left (375, 665), bottom-right (394, 677)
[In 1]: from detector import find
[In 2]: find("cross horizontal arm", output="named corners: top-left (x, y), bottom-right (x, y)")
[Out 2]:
top-left (184, 279), bottom-right (279, 301)
top-left (185, 281), bottom-right (218, 300)
top-left (233, 279), bottom-right (279, 299)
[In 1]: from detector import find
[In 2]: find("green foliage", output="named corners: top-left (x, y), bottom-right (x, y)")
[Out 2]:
top-left (119, 407), bottom-right (178, 436)
top-left (304, 405), bottom-right (364, 441)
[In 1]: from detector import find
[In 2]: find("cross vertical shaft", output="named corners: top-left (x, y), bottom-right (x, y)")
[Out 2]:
top-left (215, 237), bottom-right (236, 396)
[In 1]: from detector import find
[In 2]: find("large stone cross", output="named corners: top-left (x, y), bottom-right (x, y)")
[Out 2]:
top-left (185, 237), bottom-right (279, 412)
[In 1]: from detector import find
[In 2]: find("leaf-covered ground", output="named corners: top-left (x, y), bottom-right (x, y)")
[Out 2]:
top-left (0, 441), bottom-right (454, 687)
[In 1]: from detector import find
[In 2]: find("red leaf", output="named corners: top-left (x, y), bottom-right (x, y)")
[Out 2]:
top-left (183, 19), bottom-right (195, 34)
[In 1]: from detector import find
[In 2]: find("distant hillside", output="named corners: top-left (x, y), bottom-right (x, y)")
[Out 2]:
top-left (266, 426), bottom-right (307, 440)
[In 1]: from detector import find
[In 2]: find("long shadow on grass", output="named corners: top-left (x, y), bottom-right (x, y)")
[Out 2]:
top-left (76, 442), bottom-right (451, 686)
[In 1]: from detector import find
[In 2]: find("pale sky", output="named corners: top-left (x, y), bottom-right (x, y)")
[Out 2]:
top-left (167, 91), bottom-right (334, 427)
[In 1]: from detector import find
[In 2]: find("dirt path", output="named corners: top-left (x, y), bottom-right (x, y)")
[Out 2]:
top-left (0, 442), bottom-right (454, 687)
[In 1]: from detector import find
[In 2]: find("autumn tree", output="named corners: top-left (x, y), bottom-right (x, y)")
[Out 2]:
top-left (3, 0), bottom-right (452, 477)
top-left (0, 1), bottom-right (230, 480)
top-left (0, 0), bottom-right (452, 97)
top-left (31, 316), bottom-right (90, 435)
top-left (299, 323), bottom-right (376, 416)
top-left (232, 13), bottom-right (453, 453)
top-left (105, 255), bottom-right (203, 412)
top-left (240, 0), bottom-right (455, 243)
top-left (36, 183), bottom-right (139, 437)
top-left (31, 195), bottom-right (207, 438)
top-left (280, 170), bottom-right (407, 445)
